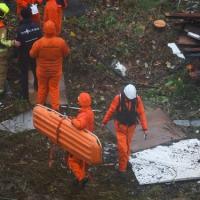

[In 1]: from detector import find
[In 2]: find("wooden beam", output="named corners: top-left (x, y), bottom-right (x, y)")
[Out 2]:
top-left (177, 35), bottom-right (200, 46)
top-left (165, 12), bottom-right (200, 19)
top-left (182, 47), bottom-right (200, 52)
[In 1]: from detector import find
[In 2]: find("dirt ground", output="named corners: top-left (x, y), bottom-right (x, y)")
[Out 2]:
top-left (0, 1), bottom-right (200, 200)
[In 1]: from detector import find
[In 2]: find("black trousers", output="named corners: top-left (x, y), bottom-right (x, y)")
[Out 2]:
top-left (19, 56), bottom-right (37, 100)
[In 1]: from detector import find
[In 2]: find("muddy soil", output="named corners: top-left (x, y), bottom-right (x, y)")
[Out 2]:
top-left (0, 1), bottom-right (200, 200)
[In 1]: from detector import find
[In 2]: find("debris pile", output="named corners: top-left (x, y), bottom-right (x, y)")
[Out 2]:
top-left (166, 11), bottom-right (200, 80)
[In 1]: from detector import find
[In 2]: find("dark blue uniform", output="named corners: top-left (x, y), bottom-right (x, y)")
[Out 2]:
top-left (16, 19), bottom-right (42, 100)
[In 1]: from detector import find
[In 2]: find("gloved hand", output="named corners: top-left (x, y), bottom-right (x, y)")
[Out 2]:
top-left (13, 40), bottom-right (21, 47)
top-left (143, 130), bottom-right (148, 140)
top-left (71, 118), bottom-right (81, 129)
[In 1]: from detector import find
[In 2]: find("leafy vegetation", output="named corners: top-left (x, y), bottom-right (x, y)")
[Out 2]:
top-left (144, 70), bottom-right (200, 118)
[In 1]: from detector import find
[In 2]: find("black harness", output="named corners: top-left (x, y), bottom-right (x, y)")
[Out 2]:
top-left (115, 93), bottom-right (138, 126)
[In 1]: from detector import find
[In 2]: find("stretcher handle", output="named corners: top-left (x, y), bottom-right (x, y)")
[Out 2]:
top-left (56, 117), bottom-right (65, 144)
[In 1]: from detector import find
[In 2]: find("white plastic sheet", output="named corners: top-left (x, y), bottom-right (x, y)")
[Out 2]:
top-left (130, 139), bottom-right (200, 185)
top-left (0, 110), bottom-right (34, 133)
top-left (168, 43), bottom-right (185, 59)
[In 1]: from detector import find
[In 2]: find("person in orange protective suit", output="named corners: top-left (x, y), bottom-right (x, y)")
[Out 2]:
top-left (16, 0), bottom-right (43, 24)
top-left (43, 0), bottom-right (62, 35)
top-left (67, 92), bottom-right (94, 188)
top-left (57, 0), bottom-right (68, 34)
top-left (102, 84), bottom-right (148, 175)
top-left (29, 20), bottom-right (70, 111)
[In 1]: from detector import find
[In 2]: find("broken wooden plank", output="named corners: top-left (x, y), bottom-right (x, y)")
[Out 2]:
top-left (187, 32), bottom-right (200, 41)
top-left (165, 12), bottom-right (200, 19)
top-left (185, 52), bottom-right (200, 57)
top-left (184, 24), bottom-right (200, 35)
top-left (176, 35), bottom-right (200, 46)
top-left (182, 47), bottom-right (200, 52)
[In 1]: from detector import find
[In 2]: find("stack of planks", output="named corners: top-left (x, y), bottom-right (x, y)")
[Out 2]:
top-left (165, 12), bottom-right (200, 80)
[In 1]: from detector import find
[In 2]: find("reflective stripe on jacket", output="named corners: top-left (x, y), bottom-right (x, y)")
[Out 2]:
top-left (0, 26), bottom-right (13, 49)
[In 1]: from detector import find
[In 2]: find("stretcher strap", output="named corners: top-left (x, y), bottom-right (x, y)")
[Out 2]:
top-left (56, 117), bottom-right (65, 144)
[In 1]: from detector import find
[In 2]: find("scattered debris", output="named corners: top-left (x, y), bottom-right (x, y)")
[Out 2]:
top-left (186, 59), bottom-right (200, 80)
top-left (173, 119), bottom-right (190, 127)
top-left (174, 119), bottom-right (200, 127)
top-left (166, 11), bottom-right (200, 80)
top-left (167, 43), bottom-right (185, 59)
top-left (166, 61), bottom-right (175, 69)
top-left (111, 60), bottom-right (127, 77)
top-left (187, 32), bottom-right (200, 41)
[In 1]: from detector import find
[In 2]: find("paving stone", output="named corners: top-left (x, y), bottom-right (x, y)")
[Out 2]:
top-left (106, 107), bottom-right (185, 152)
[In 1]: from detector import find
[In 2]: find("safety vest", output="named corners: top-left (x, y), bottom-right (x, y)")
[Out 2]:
top-left (115, 93), bottom-right (138, 126)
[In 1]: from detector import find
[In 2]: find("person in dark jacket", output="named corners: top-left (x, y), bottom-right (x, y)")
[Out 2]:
top-left (16, 7), bottom-right (42, 100)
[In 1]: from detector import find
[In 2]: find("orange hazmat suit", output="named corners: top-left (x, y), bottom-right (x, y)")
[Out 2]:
top-left (29, 20), bottom-right (70, 110)
top-left (68, 92), bottom-right (95, 182)
top-left (43, 0), bottom-right (62, 35)
top-left (57, 0), bottom-right (68, 35)
top-left (102, 95), bottom-right (148, 172)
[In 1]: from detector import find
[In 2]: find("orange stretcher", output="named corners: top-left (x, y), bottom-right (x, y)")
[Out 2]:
top-left (32, 104), bottom-right (102, 165)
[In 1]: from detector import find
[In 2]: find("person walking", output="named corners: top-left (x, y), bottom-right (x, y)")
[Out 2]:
top-left (67, 92), bottom-right (94, 188)
top-left (29, 20), bottom-right (70, 111)
top-left (102, 84), bottom-right (148, 175)
top-left (16, 7), bottom-right (42, 100)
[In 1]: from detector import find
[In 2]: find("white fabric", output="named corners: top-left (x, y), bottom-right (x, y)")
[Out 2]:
top-left (30, 4), bottom-right (39, 15)
top-left (167, 43), bottom-right (185, 59)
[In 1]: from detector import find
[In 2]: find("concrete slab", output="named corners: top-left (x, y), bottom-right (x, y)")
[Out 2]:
top-left (106, 107), bottom-right (185, 152)
top-left (0, 72), bottom-right (68, 133)
top-left (130, 139), bottom-right (200, 185)
top-left (0, 110), bottom-right (34, 133)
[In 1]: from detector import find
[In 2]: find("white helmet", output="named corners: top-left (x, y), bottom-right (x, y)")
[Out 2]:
top-left (123, 84), bottom-right (137, 100)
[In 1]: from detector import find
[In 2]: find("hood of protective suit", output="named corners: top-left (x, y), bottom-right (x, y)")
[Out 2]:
top-left (43, 20), bottom-right (56, 37)
top-left (78, 92), bottom-right (92, 108)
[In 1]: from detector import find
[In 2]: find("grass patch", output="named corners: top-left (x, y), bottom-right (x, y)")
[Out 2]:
top-left (144, 71), bottom-right (200, 117)
top-left (123, 0), bottom-right (172, 11)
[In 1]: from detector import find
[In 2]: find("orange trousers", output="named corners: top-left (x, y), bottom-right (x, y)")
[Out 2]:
top-left (67, 155), bottom-right (88, 181)
top-left (114, 121), bottom-right (136, 172)
top-left (36, 72), bottom-right (61, 111)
